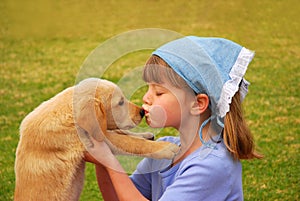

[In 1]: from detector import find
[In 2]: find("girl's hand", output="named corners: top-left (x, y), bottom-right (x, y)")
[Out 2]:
top-left (83, 151), bottom-right (100, 164)
top-left (84, 136), bottom-right (147, 200)
top-left (83, 136), bottom-right (122, 171)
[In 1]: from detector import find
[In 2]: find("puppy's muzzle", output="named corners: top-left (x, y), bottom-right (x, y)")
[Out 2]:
top-left (139, 108), bottom-right (145, 118)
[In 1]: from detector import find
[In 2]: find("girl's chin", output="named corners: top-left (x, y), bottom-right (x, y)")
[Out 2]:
top-left (146, 119), bottom-right (165, 128)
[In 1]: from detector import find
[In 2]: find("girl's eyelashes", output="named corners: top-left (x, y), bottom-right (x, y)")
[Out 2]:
top-left (148, 83), bottom-right (169, 96)
top-left (155, 92), bottom-right (164, 96)
top-left (154, 88), bottom-right (167, 96)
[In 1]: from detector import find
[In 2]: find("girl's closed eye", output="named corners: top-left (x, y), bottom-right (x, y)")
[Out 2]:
top-left (152, 85), bottom-right (168, 96)
top-left (155, 87), bottom-right (169, 96)
top-left (155, 91), bottom-right (164, 96)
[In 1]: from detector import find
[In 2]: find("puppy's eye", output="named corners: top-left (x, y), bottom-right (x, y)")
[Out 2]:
top-left (118, 99), bottom-right (124, 106)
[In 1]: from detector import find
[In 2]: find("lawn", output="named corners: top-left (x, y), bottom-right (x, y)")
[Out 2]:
top-left (0, 0), bottom-right (299, 200)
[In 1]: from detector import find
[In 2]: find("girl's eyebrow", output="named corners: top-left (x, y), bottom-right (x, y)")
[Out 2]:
top-left (148, 82), bottom-right (173, 92)
top-left (150, 83), bottom-right (168, 90)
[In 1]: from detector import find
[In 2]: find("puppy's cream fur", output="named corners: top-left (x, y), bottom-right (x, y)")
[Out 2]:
top-left (14, 78), bottom-right (179, 201)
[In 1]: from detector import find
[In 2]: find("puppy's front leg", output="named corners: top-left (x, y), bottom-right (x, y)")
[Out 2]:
top-left (111, 129), bottom-right (154, 140)
top-left (105, 131), bottom-right (179, 160)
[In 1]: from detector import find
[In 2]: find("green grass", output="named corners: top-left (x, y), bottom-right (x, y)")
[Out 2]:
top-left (1, 0), bottom-right (299, 200)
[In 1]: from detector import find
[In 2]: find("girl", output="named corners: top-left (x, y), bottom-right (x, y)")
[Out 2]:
top-left (85, 36), bottom-right (262, 201)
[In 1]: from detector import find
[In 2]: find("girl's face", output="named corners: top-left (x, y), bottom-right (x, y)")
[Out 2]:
top-left (142, 81), bottom-right (195, 130)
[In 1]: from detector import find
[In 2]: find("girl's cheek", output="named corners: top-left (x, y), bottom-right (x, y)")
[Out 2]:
top-left (148, 105), bottom-right (167, 128)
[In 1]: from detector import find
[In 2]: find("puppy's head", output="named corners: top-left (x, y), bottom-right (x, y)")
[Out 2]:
top-left (73, 78), bottom-right (144, 142)
top-left (104, 82), bottom-right (144, 130)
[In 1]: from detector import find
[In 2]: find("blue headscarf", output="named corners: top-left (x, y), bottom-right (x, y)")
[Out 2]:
top-left (153, 36), bottom-right (254, 147)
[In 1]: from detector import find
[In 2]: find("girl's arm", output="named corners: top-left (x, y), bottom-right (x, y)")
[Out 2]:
top-left (104, 159), bottom-right (148, 201)
top-left (84, 140), bottom-right (149, 201)
top-left (95, 164), bottom-right (119, 201)
top-left (84, 152), bottom-right (118, 200)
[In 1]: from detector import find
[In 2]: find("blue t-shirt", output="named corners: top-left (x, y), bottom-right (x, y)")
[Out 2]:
top-left (130, 136), bottom-right (243, 201)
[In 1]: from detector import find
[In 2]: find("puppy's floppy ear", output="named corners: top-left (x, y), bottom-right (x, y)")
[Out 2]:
top-left (74, 97), bottom-right (106, 142)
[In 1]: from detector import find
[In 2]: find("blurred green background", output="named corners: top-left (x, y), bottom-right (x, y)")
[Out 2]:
top-left (1, 0), bottom-right (299, 200)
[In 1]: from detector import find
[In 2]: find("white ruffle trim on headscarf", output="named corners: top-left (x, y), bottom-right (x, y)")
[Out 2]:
top-left (216, 47), bottom-right (255, 118)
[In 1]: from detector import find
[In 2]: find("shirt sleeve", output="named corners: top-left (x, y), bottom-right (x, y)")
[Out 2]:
top-left (130, 158), bottom-right (152, 199)
top-left (130, 136), bottom-right (179, 200)
top-left (159, 156), bottom-right (235, 201)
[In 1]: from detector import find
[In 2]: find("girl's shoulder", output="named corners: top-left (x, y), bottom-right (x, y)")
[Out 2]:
top-left (176, 141), bottom-right (240, 177)
top-left (154, 136), bottom-right (240, 176)
top-left (157, 136), bottom-right (180, 145)
top-left (156, 136), bottom-right (236, 168)
top-left (157, 136), bottom-right (232, 162)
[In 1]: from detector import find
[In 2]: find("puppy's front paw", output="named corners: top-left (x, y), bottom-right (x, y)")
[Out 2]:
top-left (150, 141), bottom-right (180, 160)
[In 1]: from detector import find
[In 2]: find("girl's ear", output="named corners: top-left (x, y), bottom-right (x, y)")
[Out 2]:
top-left (190, 94), bottom-right (210, 115)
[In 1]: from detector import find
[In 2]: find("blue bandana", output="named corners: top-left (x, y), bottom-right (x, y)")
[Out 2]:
top-left (153, 36), bottom-right (254, 119)
top-left (153, 36), bottom-right (254, 147)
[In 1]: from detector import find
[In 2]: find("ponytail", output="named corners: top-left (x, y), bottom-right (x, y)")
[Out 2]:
top-left (223, 91), bottom-right (263, 160)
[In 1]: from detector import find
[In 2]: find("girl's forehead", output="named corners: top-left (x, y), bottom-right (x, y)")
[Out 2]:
top-left (148, 81), bottom-right (175, 89)
top-left (148, 81), bottom-right (193, 95)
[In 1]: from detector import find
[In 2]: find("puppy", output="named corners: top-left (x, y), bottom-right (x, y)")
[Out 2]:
top-left (14, 78), bottom-right (179, 201)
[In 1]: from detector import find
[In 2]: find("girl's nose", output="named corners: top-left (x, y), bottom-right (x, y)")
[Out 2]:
top-left (142, 90), bottom-right (151, 105)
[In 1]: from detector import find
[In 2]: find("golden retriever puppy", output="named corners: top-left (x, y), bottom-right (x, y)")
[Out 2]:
top-left (14, 78), bottom-right (179, 201)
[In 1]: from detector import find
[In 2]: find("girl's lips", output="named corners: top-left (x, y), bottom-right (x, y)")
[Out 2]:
top-left (142, 105), bottom-right (151, 124)
top-left (142, 104), bottom-right (150, 115)
top-left (144, 111), bottom-right (150, 118)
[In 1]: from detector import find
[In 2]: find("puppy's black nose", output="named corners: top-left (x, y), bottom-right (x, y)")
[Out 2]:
top-left (140, 109), bottom-right (145, 117)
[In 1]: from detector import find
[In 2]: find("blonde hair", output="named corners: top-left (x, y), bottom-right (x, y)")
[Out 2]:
top-left (223, 91), bottom-right (263, 160)
top-left (143, 55), bottom-right (262, 160)
top-left (143, 55), bottom-right (190, 90)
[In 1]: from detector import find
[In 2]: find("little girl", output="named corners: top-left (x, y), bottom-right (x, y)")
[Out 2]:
top-left (85, 36), bottom-right (262, 201)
